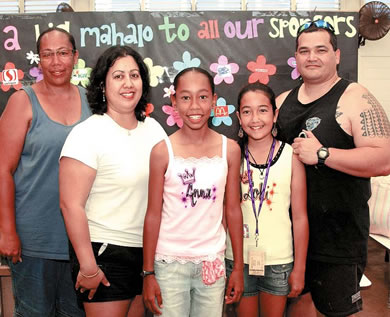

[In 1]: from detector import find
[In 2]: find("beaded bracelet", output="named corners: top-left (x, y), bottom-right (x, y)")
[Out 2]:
top-left (80, 267), bottom-right (100, 279)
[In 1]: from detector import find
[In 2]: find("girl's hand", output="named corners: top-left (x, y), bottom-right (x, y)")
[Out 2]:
top-left (75, 268), bottom-right (110, 300)
top-left (143, 275), bottom-right (163, 315)
top-left (287, 268), bottom-right (304, 298)
top-left (225, 268), bottom-right (244, 304)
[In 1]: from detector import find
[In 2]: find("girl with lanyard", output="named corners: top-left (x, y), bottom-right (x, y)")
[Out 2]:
top-left (142, 67), bottom-right (244, 317)
top-left (225, 83), bottom-right (309, 317)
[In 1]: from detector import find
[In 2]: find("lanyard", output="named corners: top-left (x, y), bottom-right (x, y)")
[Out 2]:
top-left (245, 138), bottom-right (276, 247)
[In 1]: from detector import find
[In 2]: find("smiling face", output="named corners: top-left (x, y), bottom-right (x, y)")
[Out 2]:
top-left (237, 90), bottom-right (277, 142)
top-left (295, 30), bottom-right (340, 84)
top-left (171, 70), bottom-right (216, 130)
top-left (105, 55), bottom-right (143, 118)
top-left (38, 30), bottom-right (78, 86)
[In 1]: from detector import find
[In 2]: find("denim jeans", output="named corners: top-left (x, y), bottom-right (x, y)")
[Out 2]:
top-left (9, 255), bottom-right (85, 317)
top-left (154, 260), bottom-right (225, 317)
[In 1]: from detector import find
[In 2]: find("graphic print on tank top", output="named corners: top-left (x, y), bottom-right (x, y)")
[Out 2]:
top-left (178, 167), bottom-right (217, 208)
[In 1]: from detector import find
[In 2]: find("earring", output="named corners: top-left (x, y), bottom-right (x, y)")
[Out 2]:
top-left (271, 123), bottom-right (278, 137)
top-left (238, 126), bottom-right (244, 138)
top-left (102, 87), bottom-right (106, 103)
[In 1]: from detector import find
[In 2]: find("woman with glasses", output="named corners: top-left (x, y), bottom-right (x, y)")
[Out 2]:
top-left (277, 20), bottom-right (390, 317)
top-left (59, 45), bottom-right (166, 317)
top-left (0, 27), bottom-right (90, 316)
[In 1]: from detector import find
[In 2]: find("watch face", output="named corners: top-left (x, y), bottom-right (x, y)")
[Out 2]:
top-left (318, 148), bottom-right (329, 159)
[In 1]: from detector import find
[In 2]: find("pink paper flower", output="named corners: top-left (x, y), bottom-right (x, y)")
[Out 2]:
top-left (287, 57), bottom-right (300, 80)
top-left (210, 55), bottom-right (239, 85)
top-left (162, 105), bottom-right (183, 128)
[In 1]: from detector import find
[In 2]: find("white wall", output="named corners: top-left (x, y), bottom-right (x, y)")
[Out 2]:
top-left (358, 35), bottom-right (390, 117)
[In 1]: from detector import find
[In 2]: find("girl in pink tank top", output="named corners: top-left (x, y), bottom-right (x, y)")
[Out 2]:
top-left (143, 67), bottom-right (244, 317)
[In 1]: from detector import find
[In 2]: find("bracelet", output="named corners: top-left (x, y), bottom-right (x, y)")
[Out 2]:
top-left (79, 267), bottom-right (100, 279)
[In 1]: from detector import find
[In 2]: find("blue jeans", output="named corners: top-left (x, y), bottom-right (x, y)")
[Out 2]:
top-left (154, 260), bottom-right (225, 317)
top-left (9, 255), bottom-right (85, 317)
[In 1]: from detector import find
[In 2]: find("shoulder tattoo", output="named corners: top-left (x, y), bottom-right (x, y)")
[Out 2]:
top-left (360, 93), bottom-right (390, 138)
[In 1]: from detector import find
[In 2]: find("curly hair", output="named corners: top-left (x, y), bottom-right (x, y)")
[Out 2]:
top-left (87, 46), bottom-right (150, 122)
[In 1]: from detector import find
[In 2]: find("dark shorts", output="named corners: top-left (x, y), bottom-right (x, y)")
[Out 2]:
top-left (226, 259), bottom-right (292, 297)
top-left (69, 242), bottom-right (143, 303)
top-left (303, 259), bottom-right (365, 317)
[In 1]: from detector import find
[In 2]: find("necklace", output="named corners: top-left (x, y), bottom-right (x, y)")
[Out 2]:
top-left (247, 140), bottom-right (275, 180)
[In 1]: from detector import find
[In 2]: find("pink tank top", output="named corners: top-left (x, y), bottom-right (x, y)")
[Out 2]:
top-left (155, 135), bottom-right (228, 262)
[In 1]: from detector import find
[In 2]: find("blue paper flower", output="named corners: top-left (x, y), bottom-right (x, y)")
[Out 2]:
top-left (211, 97), bottom-right (235, 126)
top-left (173, 51), bottom-right (201, 72)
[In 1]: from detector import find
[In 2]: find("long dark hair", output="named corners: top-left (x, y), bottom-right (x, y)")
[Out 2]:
top-left (236, 82), bottom-right (276, 158)
top-left (86, 45), bottom-right (150, 122)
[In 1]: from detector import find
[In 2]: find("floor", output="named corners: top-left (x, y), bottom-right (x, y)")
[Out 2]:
top-left (359, 237), bottom-right (390, 317)
top-left (1, 237), bottom-right (389, 316)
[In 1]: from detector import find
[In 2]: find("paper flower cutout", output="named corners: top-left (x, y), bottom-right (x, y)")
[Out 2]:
top-left (29, 67), bottom-right (43, 83)
top-left (145, 103), bottom-right (154, 117)
top-left (1, 62), bottom-right (24, 92)
top-left (211, 97), bottom-right (235, 127)
top-left (173, 51), bottom-right (201, 72)
top-left (209, 55), bottom-right (239, 85)
top-left (162, 105), bottom-right (183, 128)
top-left (163, 85), bottom-right (175, 98)
top-left (247, 55), bottom-right (276, 84)
top-left (71, 59), bottom-right (92, 87)
top-left (26, 50), bottom-right (40, 65)
top-left (144, 58), bottom-right (164, 87)
top-left (287, 57), bottom-right (300, 80)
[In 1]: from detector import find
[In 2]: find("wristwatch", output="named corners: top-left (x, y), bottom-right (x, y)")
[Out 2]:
top-left (317, 147), bottom-right (329, 166)
top-left (141, 270), bottom-right (155, 278)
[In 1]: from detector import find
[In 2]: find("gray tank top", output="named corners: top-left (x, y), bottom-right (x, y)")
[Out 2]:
top-left (14, 85), bottom-right (91, 260)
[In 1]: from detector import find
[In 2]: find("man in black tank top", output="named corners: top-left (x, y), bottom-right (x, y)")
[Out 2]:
top-left (276, 20), bottom-right (390, 317)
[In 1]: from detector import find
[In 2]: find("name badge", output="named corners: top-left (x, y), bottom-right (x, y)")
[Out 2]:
top-left (248, 246), bottom-right (265, 276)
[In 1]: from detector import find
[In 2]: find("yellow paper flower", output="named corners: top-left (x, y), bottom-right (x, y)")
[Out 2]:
top-left (144, 57), bottom-right (164, 87)
top-left (71, 58), bottom-right (92, 87)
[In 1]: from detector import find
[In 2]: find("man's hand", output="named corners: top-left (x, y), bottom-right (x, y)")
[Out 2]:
top-left (292, 130), bottom-right (322, 165)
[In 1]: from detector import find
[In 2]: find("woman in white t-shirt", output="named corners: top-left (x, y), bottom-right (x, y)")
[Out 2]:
top-left (59, 46), bottom-right (166, 317)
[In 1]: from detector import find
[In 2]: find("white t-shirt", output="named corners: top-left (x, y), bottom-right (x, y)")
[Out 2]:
top-left (60, 114), bottom-right (166, 247)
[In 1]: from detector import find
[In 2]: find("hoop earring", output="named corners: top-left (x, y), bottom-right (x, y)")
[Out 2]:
top-left (238, 126), bottom-right (244, 138)
top-left (271, 123), bottom-right (278, 137)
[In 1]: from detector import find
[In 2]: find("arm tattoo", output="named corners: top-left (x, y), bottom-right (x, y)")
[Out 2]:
top-left (360, 93), bottom-right (390, 138)
top-left (335, 104), bottom-right (343, 126)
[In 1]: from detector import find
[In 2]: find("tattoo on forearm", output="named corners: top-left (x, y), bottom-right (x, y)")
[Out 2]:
top-left (360, 93), bottom-right (390, 138)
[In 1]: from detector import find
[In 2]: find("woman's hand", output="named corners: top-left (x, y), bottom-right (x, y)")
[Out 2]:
top-left (143, 275), bottom-right (163, 315)
top-left (287, 268), bottom-right (304, 298)
top-left (75, 267), bottom-right (110, 300)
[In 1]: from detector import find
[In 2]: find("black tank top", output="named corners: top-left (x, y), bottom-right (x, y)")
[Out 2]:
top-left (277, 79), bottom-right (370, 264)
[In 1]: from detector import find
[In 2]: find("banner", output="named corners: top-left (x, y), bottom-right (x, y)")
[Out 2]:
top-left (0, 11), bottom-right (358, 138)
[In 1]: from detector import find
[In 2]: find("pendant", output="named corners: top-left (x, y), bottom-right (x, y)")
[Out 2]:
top-left (259, 169), bottom-right (265, 181)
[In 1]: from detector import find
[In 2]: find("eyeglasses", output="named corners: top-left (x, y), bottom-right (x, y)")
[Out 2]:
top-left (297, 20), bottom-right (335, 37)
top-left (39, 49), bottom-right (75, 60)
